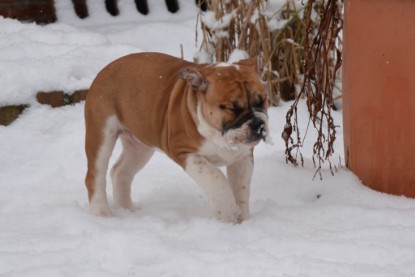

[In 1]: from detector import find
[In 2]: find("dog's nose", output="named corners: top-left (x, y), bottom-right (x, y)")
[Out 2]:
top-left (249, 118), bottom-right (265, 139)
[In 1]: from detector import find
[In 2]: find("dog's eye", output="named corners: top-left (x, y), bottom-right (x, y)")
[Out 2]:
top-left (232, 106), bottom-right (243, 116)
top-left (232, 101), bottom-right (244, 115)
top-left (219, 104), bottom-right (243, 116)
top-left (252, 96), bottom-right (264, 108)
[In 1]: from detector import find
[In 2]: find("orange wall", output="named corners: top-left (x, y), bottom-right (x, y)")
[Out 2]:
top-left (343, 0), bottom-right (415, 197)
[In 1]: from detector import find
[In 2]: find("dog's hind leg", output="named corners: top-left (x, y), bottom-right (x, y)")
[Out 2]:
top-left (85, 116), bottom-right (120, 217)
top-left (110, 132), bottom-right (154, 211)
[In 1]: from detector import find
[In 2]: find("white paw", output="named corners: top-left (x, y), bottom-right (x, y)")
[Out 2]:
top-left (113, 192), bottom-right (139, 212)
top-left (90, 193), bottom-right (112, 217)
top-left (213, 202), bottom-right (241, 223)
top-left (236, 202), bottom-right (250, 223)
top-left (237, 212), bottom-right (250, 223)
top-left (116, 201), bottom-right (140, 212)
top-left (90, 204), bottom-right (113, 217)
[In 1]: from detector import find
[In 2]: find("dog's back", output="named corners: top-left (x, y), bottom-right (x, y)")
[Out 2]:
top-left (85, 52), bottom-right (197, 148)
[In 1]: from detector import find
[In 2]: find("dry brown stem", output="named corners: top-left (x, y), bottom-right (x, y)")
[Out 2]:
top-left (282, 0), bottom-right (343, 178)
top-left (197, 0), bottom-right (343, 178)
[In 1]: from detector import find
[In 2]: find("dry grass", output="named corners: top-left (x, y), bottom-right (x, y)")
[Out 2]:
top-left (282, 0), bottom-right (343, 178)
top-left (196, 0), bottom-right (320, 105)
top-left (196, 0), bottom-right (343, 176)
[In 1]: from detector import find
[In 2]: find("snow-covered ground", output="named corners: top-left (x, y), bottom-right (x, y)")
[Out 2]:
top-left (1, 1), bottom-right (415, 276)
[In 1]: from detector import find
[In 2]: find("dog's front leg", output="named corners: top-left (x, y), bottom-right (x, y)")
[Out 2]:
top-left (227, 154), bottom-right (254, 222)
top-left (185, 154), bottom-right (240, 222)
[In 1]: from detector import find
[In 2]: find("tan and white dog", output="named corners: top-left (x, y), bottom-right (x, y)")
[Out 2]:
top-left (84, 52), bottom-right (269, 223)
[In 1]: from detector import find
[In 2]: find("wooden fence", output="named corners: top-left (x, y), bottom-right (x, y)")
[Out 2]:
top-left (0, 0), bottom-right (207, 24)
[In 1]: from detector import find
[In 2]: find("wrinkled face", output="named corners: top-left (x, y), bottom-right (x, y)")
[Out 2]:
top-left (181, 60), bottom-right (269, 148)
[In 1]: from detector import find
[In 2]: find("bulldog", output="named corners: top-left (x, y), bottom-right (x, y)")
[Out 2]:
top-left (84, 52), bottom-right (269, 223)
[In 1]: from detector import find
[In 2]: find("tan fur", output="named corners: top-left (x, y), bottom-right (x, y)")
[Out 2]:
top-left (84, 52), bottom-right (268, 221)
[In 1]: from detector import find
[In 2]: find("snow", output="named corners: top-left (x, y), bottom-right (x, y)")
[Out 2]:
top-left (228, 49), bottom-right (250, 63)
top-left (1, 1), bottom-right (415, 276)
top-left (201, 10), bottom-right (236, 31)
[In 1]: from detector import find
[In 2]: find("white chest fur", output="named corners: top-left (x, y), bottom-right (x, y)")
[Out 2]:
top-left (198, 140), bottom-right (252, 167)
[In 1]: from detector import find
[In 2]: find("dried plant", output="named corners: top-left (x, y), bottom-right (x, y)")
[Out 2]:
top-left (195, 0), bottom-right (280, 104)
top-left (196, 0), bottom-right (343, 178)
top-left (195, 0), bottom-right (331, 104)
top-left (282, 0), bottom-right (343, 178)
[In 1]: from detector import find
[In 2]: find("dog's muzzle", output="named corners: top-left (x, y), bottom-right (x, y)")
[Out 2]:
top-left (248, 117), bottom-right (266, 142)
top-left (222, 113), bottom-right (268, 146)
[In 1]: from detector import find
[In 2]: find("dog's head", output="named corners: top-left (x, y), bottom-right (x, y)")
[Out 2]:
top-left (180, 59), bottom-right (269, 149)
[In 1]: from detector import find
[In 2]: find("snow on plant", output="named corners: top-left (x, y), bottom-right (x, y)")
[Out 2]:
top-left (196, 0), bottom-right (307, 104)
top-left (196, 0), bottom-right (343, 177)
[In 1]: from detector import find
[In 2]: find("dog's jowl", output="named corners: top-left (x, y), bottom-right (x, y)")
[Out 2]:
top-left (84, 52), bottom-right (269, 223)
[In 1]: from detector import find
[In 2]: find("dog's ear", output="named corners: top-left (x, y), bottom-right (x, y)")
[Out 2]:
top-left (179, 68), bottom-right (208, 92)
top-left (234, 58), bottom-right (258, 72)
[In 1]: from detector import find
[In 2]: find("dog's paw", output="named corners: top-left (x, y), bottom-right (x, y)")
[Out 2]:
top-left (236, 212), bottom-right (250, 224)
top-left (90, 196), bottom-right (113, 217)
top-left (213, 203), bottom-right (241, 223)
top-left (113, 194), bottom-right (140, 212)
top-left (117, 201), bottom-right (140, 213)
top-left (90, 205), bottom-right (113, 217)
